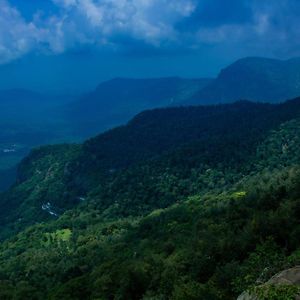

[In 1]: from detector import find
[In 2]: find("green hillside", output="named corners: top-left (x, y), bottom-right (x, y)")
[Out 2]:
top-left (0, 100), bottom-right (300, 299)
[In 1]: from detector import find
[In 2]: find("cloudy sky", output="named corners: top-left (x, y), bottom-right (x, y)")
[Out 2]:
top-left (0, 0), bottom-right (299, 93)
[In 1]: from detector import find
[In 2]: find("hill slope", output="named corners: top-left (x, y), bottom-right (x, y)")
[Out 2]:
top-left (1, 99), bottom-right (300, 299)
top-left (186, 57), bottom-right (300, 105)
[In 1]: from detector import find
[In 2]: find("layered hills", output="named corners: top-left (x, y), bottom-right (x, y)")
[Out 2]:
top-left (3, 57), bottom-right (300, 191)
top-left (0, 99), bottom-right (300, 298)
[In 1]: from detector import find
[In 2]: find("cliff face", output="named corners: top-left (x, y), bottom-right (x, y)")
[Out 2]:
top-left (238, 267), bottom-right (300, 300)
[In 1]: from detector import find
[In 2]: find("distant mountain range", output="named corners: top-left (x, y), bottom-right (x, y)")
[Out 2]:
top-left (3, 57), bottom-right (300, 140)
top-left (185, 57), bottom-right (300, 105)
top-left (66, 57), bottom-right (300, 137)
top-left (2, 56), bottom-right (300, 189)
top-left (65, 77), bottom-right (212, 136)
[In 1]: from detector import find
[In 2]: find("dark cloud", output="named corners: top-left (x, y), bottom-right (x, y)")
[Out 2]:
top-left (1, 0), bottom-right (300, 63)
top-left (0, 0), bottom-right (300, 92)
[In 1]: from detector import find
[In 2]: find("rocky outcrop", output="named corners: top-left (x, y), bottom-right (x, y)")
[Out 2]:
top-left (237, 291), bottom-right (258, 300)
top-left (268, 266), bottom-right (300, 285)
top-left (238, 266), bottom-right (300, 300)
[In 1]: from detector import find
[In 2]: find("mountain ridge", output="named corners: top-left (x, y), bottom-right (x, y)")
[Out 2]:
top-left (185, 56), bottom-right (300, 105)
top-left (66, 76), bottom-right (213, 136)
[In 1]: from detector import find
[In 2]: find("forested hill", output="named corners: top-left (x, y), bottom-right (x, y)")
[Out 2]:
top-left (1, 99), bottom-right (299, 230)
top-left (1, 99), bottom-right (300, 298)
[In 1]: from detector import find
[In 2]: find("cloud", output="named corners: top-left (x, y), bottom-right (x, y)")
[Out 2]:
top-left (49, 0), bottom-right (197, 47)
top-left (1, 0), bottom-right (300, 64)
top-left (0, 0), bottom-right (39, 63)
top-left (0, 0), bottom-right (197, 63)
top-left (184, 0), bottom-right (300, 58)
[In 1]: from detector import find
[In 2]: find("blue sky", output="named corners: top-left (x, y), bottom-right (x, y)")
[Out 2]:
top-left (0, 0), bottom-right (299, 93)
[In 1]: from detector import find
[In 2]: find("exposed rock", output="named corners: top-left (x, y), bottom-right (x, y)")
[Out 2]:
top-left (238, 266), bottom-right (300, 300)
top-left (268, 266), bottom-right (300, 285)
top-left (237, 291), bottom-right (258, 300)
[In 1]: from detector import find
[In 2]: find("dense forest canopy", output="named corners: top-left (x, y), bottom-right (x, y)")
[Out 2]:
top-left (0, 99), bottom-right (300, 298)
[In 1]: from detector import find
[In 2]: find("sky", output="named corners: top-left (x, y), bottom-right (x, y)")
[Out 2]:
top-left (0, 0), bottom-right (299, 93)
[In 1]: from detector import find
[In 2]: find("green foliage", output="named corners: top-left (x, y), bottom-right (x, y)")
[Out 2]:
top-left (232, 191), bottom-right (247, 199)
top-left (0, 101), bottom-right (300, 298)
top-left (252, 284), bottom-right (300, 300)
top-left (232, 239), bottom-right (286, 294)
top-left (43, 229), bottom-right (72, 247)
